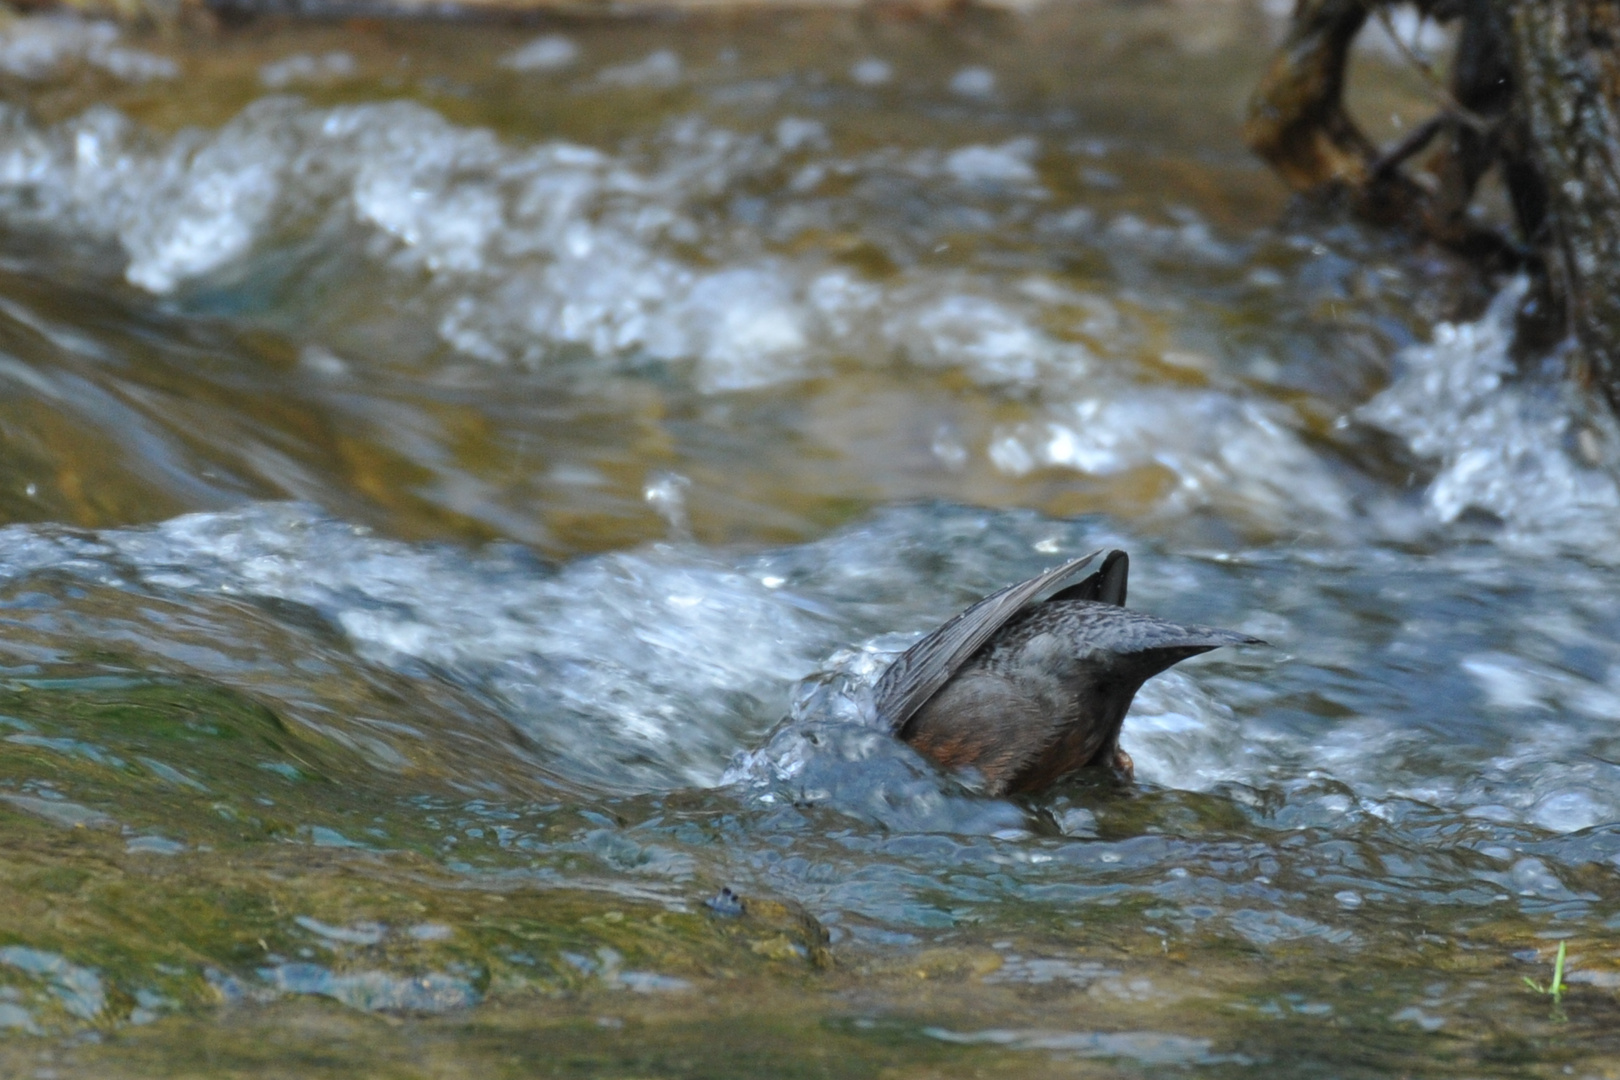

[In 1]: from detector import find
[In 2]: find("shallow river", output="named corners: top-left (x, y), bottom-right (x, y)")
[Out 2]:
top-left (0, 3), bottom-right (1617, 1076)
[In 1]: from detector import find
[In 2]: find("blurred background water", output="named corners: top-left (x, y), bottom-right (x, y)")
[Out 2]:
top-left (0, 3), bottom-right (1617, 1075)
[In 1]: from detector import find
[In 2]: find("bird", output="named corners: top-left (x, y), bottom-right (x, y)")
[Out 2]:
top-left (871, 549), bottom-right (1263, 795)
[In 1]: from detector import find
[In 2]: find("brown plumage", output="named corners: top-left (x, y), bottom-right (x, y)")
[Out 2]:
top-left (873, 550), bottom-right (1262, 795)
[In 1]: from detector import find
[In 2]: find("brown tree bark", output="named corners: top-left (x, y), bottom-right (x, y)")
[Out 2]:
top-left (1247, 0), bottom-right (1620, 412)
top-left (1500, 0), bottom-right (1620, 406)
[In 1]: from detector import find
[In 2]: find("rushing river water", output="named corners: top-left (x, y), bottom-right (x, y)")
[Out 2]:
top-left (0, 3), bottom-right (1618, 1076)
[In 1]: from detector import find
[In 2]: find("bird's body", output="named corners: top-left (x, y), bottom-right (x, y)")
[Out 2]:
top-left (873, 550), bottom-right (1260, 795)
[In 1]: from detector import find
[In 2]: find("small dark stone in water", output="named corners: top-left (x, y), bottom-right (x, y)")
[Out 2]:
top-left (874, 550), bottom-right (1264, 796)
top-left (703, 887), bottom-right (834, 969)
top-left (705, 886), bottom-right (745, 917)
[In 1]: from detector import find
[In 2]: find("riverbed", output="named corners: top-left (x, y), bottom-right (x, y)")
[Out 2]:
top-left (0, 3), bottom-right (1617, 1076)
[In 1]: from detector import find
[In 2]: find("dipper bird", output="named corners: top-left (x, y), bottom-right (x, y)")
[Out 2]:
top-left (873, 550), bottom-right (1262, 795)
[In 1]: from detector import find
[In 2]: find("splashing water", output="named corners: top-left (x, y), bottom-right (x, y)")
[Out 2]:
top-left (1359, 280), bottom-right (1620, 550)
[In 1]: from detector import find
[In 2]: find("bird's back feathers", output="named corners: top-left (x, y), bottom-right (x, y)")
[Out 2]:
top-left (873, 548), bottom-right (1130, 733)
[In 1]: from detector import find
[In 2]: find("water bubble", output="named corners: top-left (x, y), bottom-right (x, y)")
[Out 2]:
top-left (849, 58), bottom-right (891, 86)
top-left (643, 472), bottom-right (691, 538)
top-left (125, 836), bottom-right (186, 855)
top-left (294, 917), bottom-right (387, 946)
top-left (596, 50), bottom-right (681, 89)
top-left (260, 52), bottom-right (356, 89)
top-left (948, 67), bottom-right (996, 98)
top-left (501, 35), bottom-right (578, 73)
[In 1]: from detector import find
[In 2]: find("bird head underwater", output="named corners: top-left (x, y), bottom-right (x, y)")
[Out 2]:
top-left (872, 549), bottom-right (1265, 796)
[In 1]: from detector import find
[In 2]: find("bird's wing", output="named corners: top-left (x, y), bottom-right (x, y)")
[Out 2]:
top-left (1045, 549), bottom-right (1128, 606)
top-left (872, 549), bottom-right (1103, 732)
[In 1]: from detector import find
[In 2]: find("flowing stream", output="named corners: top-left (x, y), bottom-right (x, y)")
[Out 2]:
top-left (0, 4), bottom-right (1617, 1076)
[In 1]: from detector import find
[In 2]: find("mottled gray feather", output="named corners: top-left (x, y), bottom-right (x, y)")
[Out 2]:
top-left (872, 549), bottom-right (1102, 733)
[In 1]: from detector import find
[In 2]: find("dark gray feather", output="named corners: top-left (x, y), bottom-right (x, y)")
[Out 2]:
top-left (1045, 549), bottom-right (1128, 607)
top-left (872, 549), bottom-right (1103, 732)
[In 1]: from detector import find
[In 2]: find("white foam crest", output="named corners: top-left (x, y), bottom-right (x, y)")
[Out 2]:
top-left (595, 49), bottom-right (681, 89)
top-left (259, 51), bottom-right (356, 90)
top-left (86, 504), bottom-right (836, 790)
top-left (888, 285), bottom-right (1089, 387)
top-left (879, 136), bottom-right (1046, 200)
top-left (1209, 627), bottom-right (1620, 837)
top-left (1125, 672), bottom-right (1270, 792)
top-left (723, 642), bottom-right (1032, 835)
top-left (1103, 210), bottom-right (1236, 264)
top-left (0, 99), bottom-right (1130, 398)
top-left (948, 66), bottom-right (996, 99)
top-left (0, 99), bottom-right (812, 386)
top-left (500, 34), bottom-right (578, 73)
top-left (1127, 654), bottom-right (1620, 838)
top-left (988, 387), bottom-right (1351, 530)
top-left (1296, 706), bottom-right (1620, 836)
top-left (0, 18), bottom-right (176, 83)
top-left (0, 101), bottom-right (294, 292)
top-left (0, 504), bottom-right (1146, 799)
top-left (1358, 282), bottom-right (1620, 550)
top-left (941, 137), bottom-right (1040, 189)
top-left (849, 57), bottom-right (891, 87)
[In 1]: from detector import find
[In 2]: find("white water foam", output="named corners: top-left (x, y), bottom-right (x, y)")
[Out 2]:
top-left (500, 34), bottom-right (578, 73)
top-left (260, 51), bottom-right (357, 90)
top-left (0, 99), bottom-right (1086, 394)
top-left (1358, 282), bottom-right (1620, 551)
top-left (0, 502), bottom-right (1257, 811)
top-left (4, 500), bottom-right (1620, 835)
top-left (0, 17), bottom-right (176, 83)
top-left (0, 503), bottom-right (841, 791)
top-left (988, 386), bottom-right (1353, 530)
top-left (0, 93), bottom-right (1356, 535)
